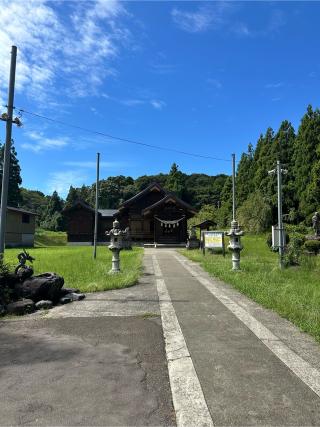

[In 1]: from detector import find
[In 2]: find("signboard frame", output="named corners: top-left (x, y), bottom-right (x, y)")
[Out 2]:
top-left (201, 230), bottom-right (225, 256)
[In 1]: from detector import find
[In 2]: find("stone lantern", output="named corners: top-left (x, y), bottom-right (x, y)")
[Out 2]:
top-left (227, 220), bottom-right (244, 271)
top-left (105, 219), bottom-right (128, 274)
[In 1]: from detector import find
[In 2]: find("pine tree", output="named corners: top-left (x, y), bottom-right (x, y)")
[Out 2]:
top-left (0, 139), bottom-right (22, 207)
top-left (293, 106), bottom-right (320, 220)
top-left (236, 143), bottom-right (255, 206)
top-left (65, 185), bottom-right (79, 208)
top-left (166, 163), bottom-right (185, 197)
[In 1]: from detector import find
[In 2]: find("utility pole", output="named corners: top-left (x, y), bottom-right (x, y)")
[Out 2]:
top-left (268, 160), bottom-right (287, 269)
top-left (93, 152), bottom-right (100, 259)
top-left (232, 153), bottom-right (236, 221)
top-left (0, 46), bottom-right (17, 255)
top-left (227, 153), bottom-right (244, 270)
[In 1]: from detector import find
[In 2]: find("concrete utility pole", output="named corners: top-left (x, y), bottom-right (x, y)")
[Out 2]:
top-left (268, 160), bottom-right (287, 269)
top-left (232, 153), bottom-right (236, 221)
top-left (93, 152), bottom-right (100, 259)
top-left (0, 46), bottom-right (17, 255)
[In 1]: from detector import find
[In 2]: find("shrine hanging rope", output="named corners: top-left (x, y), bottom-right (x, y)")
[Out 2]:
top-left (155, 216), bottom-right (185, 228)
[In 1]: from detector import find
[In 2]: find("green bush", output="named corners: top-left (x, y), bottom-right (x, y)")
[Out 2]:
top-left (304, 240), bottom-right (320, 254)
top-left (238, 191), bottom-right (272, 233)
top-left (285, 223), bottom-right (310, 235)
top-left (284, 237), bottom-right (303, 267)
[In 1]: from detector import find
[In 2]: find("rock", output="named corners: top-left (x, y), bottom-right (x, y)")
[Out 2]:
top-left (21, 272), bottom-right (64, 304)
top-left (65, 292), bottom-right (85, 301)
top-left (35, 300), bottom-right (53, 310)
top-left (0, 305), bottom-right (7, 316)
top-left (60, 296), bottom-right (72, 304)
top-left (7, 299), bottom-right (35, 315)
top-left (15, 266), bottom-right (34, 281)
top-left (60, 287), bottom-right (80, 296)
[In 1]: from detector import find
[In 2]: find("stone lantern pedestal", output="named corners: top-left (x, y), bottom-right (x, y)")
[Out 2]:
top-left (106, 219), bottom-right (128, 274)
top-left (227, 220), bottom-right (244, 271)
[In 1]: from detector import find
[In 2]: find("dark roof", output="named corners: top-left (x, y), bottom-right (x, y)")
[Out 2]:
top-left (98, 209), bottom-right (118, 218)
top-left (63, 200), bottom-right (118, 218)
top-left (119, 182), bottom-right (166, 210)
top-left (8, 206), bottom-right (37, 216)
top-left (142, 193), bottom-right (197, 216)
top-left (63, 199), bottom-right (95, 213)
top-left (194, 220), bottom-right (216, 228)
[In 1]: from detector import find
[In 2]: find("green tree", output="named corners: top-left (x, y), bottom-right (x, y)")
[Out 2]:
top-left (165, 163), bottom-right (185, 198)
top-left (293, 106), bottom-right (320, 219)
top-left (237, 191), bottom-right (272, 233)
top-left (65, 185), bottom-right (79, 208)
top-left (236, 143), bottom-right (255, 206)
top-left (0, 139), bottom-right (22, 207)
top-left (40, 191), bottom-right (65, 231)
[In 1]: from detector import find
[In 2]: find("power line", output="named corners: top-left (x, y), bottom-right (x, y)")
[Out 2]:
top-left (15, 107), bottom-right (232, 162)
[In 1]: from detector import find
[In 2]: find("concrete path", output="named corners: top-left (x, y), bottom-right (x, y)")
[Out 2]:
top-left (147, 248), bottom-right (320, 426)
top-left (2, 248), bottom-right (320, 426)
top-left (0, 255), bottom-right (174, 427)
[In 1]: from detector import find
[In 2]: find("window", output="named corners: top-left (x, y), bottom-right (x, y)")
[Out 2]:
top-left (22, 214), bottom-right (30, 224)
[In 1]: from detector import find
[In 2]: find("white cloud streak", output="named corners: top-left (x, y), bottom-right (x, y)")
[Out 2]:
top-left (21, 130), bottom-right (69, 152)
top-left (0, 0), bottom-right (129, 105)
top-left (47, 170), bottom-right (87, 197)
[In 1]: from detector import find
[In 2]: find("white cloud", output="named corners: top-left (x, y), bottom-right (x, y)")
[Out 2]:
top-left (171, 3), bottom-right (235, 34)
top-left (207, 78), bottom-right (222, 89)
top-left (150, 100), bottom-right (166, 110)
top-left (21, 130), bottom-right (69, 152)
top-left (63, 161), bottom-right (127, 169)
top-left (0, 0), bottom-right (130, 105)
top-left (47, 170), bottom-right (88, 197)
top-left (265, 82), bottom-right (284, 89)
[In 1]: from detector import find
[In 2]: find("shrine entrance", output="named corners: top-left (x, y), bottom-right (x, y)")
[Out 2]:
top-left (154, 216), bottom-right (186, 244)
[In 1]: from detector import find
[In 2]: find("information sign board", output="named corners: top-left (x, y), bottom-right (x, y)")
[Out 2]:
top-left (202, 231), bottom-right (225, 255)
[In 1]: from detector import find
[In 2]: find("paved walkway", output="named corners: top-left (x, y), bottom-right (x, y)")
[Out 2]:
top-left (147, 248), bottom-right (320, 426)
top-left (2, 248), bottom-right (320, 426)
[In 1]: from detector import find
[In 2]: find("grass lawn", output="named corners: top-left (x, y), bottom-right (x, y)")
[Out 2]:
top-left (5, 246), bottom-right (144, 293)
top-left (34, 228), bottom-right (67, 247)
top-left (180, 234), bottom-right (320, 342)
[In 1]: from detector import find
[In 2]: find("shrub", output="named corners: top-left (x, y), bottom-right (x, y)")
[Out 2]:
top-left (238, 192), bottom-right (272, 233)
top-left (283, 237), bottom-right (303, 267)
top-left (304, 240), bottom-right (320, 254)
top-left (285, 223), bottom-right (310, 235)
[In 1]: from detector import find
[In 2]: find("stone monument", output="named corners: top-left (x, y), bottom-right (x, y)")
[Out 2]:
top-left (106, 219), bottom-right (128, 273)
top-left (186, 226), bottom-right (200, 249)
top-left (312, 212), bottom-right (320, 237)
top-left (227, 220), bottom-right (244, 271)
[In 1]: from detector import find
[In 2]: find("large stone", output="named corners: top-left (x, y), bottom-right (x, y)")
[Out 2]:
top-left (65, 292), bottom-right (85, 301)
top-left (60, 296), bottom-right (72, 304)
top-left (35, 300), bottom-right (53, 310)
top-left (60, 287), bottom-right (80, 296)
top-left (7, 299), bottom-right (35, 315)
top-left (21, 273), bottom-right (64, 304)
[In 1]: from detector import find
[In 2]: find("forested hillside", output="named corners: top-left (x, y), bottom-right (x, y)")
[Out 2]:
top-left (2, 104), bottom-right (320, 232)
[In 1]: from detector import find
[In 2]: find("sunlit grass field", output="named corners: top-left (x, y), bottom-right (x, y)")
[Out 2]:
top-left (180, 234), bottom-right (320, 342)
top-left (5, 246), bottom-right (143, 293)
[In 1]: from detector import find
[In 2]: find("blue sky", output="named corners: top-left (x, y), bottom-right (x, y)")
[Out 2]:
top-left (0, 0), bottom-right (320, 197)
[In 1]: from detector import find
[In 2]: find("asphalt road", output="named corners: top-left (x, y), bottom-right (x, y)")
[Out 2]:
top-left (0, 316), bottom-right (175, 426)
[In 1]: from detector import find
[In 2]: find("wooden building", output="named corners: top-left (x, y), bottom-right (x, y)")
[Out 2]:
top-left (63, 183), bottom-right (197, 245)
top-left (5, 206), bottom-right (37, 248)
top-left (63, 200), bottom-right (118, 245)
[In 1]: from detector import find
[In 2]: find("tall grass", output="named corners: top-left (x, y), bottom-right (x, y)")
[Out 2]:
top-left (5, 246), bottom-right (143, 293)
top-left (180, 234), bottom-right (320, 342)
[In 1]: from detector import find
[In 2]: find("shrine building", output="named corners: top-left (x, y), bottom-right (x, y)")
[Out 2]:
top-left (63, 182), bottom-right (197, 245)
